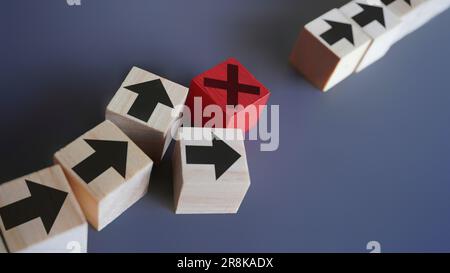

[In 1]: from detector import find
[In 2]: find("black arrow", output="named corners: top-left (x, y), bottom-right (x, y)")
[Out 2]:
top-left (0, 180), bottom-right (67, 233)
top-left (320, 20), bottom-right (354, 46)
top-left (352, 3), bottom-right (386, 28)
top-left (381, 0), bottom-right (411, 6)
top-left (185, 133), bottom-right (241, 180)
top-left (72, 139), bottom-right (128, 183)
top-left (124, 79), bottom-right (173, 122)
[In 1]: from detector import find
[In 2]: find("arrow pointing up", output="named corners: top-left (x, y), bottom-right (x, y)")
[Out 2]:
top-left (381, 0), bottom-right (412, 6)
top-left (72, 139), bottom-right (128, 183)
top-left (185, 133), bottom-right (241, 180)
top-left (352, 3), bottom-right (386, 28)
top-left (320, 20), bottom-right (354, 46)
top-left (124, 79), bottom-right (174, 122)
top-left (0, 180), bottom-right (67, 233)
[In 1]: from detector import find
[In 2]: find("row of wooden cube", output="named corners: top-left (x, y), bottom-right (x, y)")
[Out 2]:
top-left (0, 57), bottom-right (268, 252)
top-left (290, 0), bottom-right (450, 91)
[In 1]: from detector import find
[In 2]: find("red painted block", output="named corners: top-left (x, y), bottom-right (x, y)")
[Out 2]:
top-left (186, 58), bottom-right (270, 132)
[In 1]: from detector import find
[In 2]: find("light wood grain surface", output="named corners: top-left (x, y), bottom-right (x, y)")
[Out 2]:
top-left (54, 120), bottom-right (153, 230)
top-left (173, 127), bottom-right (250, 214)
top-left (106, 66), bottom-right (188, 161)
top-left (0, 165), bottom-right (87, 253)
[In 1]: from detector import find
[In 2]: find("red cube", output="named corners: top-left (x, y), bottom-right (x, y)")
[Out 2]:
top-left (186, 58), bottom-right (271, 132)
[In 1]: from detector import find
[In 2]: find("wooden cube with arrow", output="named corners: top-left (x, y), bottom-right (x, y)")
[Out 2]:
top-left (0, 165), bottom-right (87, 253)
top-left (380, 0), bottom-right (430, 41)
top-left (290, 8), bottom-right (371, 91)
top-left (172, 127), bottom-right (250, 214)
top-left (54, 120), bottom-right (153, 231)
top-left (106, 66), bottom-right (189, 162)
top-left (339, 0), bottom-right (402, 72)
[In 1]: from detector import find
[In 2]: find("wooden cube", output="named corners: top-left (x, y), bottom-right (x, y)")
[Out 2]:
top-left (0, 165), bottom-right (87, 253)
top-left (172, 127), bottom-right (250, 214)
top-left (0, 237), bottom-right (6, 253)
top-left (290, 8), bottom-right (371, 91)
top-left (380, 0), bottom-right (430, 41)
top-left (340, 0), bottom-right (402, 72)
top-left (106, 66), bottom-right (189, 162)
top-left (186, 58), bottom-right (271, 132)
top-left (54, 120), bottom-right (153, 231)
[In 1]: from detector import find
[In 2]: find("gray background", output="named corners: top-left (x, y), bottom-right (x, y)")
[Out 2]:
top-left (1, 0), bottom-right (450, 252)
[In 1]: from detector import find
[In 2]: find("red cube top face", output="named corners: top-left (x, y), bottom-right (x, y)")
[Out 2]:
top-left (191, 58), bottom-right (270, 109)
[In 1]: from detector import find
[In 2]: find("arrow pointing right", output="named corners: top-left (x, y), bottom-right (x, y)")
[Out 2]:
top-left (72, 139), bottom-right (128, 184)
top-left (0, 180), bottom-right (67, 234)
top-left (320, 20), bottom-right (355, 46)
top-left (352, 3), bottom-right (386, 28)
top-left (185, 133), bottom-right (241, 180)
